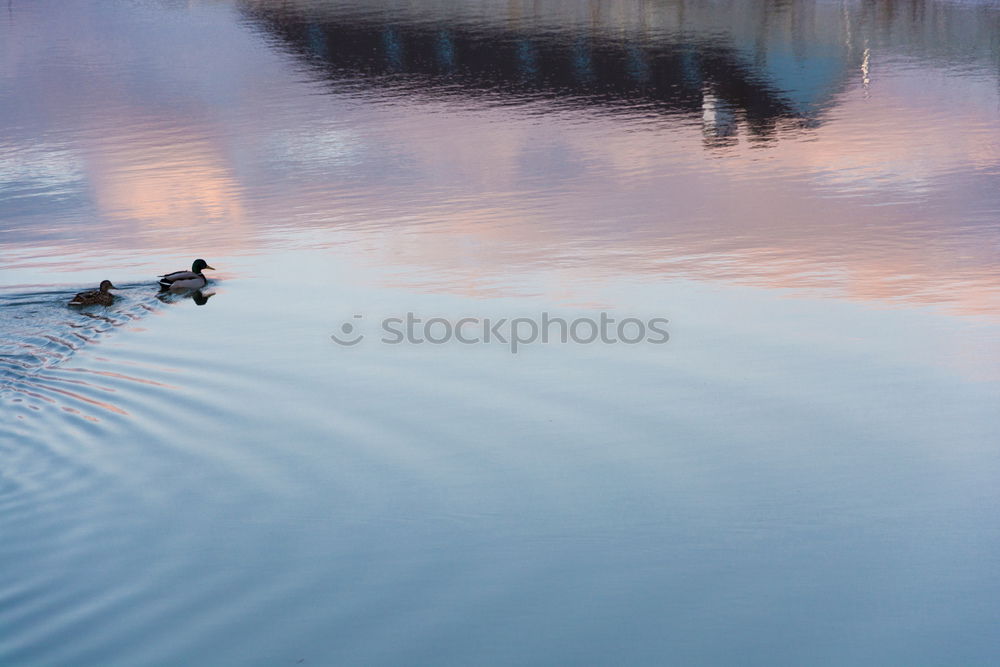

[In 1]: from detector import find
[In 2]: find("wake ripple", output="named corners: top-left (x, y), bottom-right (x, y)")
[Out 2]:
top-left (0, 285), bottom-right (185, 420)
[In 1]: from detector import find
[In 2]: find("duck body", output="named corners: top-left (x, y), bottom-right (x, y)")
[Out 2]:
top-left (69, 280), bottom-right (117, 306)
top-left (159, 259), bottom-right (215, 291)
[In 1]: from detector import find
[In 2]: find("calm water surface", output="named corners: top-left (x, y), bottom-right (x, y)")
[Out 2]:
top-left (2, 0), bottom-right (1000, 664)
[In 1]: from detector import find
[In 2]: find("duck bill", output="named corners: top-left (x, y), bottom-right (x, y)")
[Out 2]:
top-left (204, 265), bottom-right (216, 270)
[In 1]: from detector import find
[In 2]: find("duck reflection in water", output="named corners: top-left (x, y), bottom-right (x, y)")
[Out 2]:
top-left (156, 289), bottom-right (216, 306)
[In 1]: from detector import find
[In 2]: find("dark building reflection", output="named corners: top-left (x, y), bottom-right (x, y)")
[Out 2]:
top-left (239, 0), bottom-right (864, 141)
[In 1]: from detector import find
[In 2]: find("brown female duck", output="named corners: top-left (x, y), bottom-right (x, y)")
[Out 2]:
top-left (68, 280), bottom-right (118, 306)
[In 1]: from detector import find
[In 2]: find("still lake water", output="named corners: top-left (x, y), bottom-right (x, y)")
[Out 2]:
top-left (2, 0), bottom-right (1000, 664)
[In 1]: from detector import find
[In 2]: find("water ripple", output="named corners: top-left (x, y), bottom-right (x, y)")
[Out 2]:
top-left (0, 285), bottom-right (194, 419)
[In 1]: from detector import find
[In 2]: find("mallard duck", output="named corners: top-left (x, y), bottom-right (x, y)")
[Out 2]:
top-left (69, 280), bottom-right (118, 306)
top-left (158, 258), bottom-right (215, 291)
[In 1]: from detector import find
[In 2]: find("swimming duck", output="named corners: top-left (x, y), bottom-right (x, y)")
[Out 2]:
top-left (69, 280), bottom-right (118, 306)
top-left (158, 259), bottom-right (215, 291)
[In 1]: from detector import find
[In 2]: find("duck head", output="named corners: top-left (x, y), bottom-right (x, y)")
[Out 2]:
top-left (99, 280), bottom-right (118, 292)
top-left (192, 259), bottom-right (215, 273)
